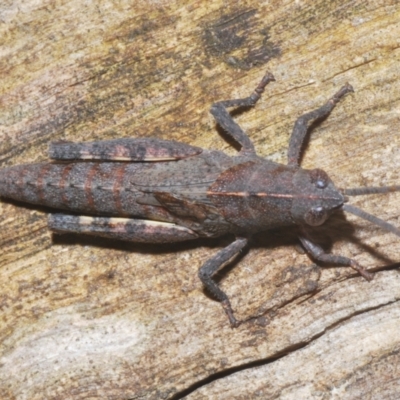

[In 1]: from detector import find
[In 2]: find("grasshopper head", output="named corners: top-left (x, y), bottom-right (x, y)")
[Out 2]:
top-left (291, 168), bottom-right (344, 226)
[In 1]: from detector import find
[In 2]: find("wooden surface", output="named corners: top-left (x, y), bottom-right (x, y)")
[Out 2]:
top-left (1, 1), bottom-right (400, 399)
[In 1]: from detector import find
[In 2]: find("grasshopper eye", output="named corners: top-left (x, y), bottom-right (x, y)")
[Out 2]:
top-left (304, 206), bottom-right (328, 226)
top-left (310, 169), bottom-right (329, 189)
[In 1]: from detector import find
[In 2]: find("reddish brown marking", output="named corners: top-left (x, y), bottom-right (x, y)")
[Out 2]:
top-left (60, 163), bottom-right (75, 206)
top-left (85, 163), bottom-right (101, 211)
top-left (37, 164), bottom-right (53, 203)
top-left (113, 164), bottom-right (127, 214)
top-left (17, 166), bottom-right (28, 199)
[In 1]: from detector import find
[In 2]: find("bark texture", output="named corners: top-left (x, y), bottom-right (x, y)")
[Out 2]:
top-left (1, 1), bottom-right (400, 399)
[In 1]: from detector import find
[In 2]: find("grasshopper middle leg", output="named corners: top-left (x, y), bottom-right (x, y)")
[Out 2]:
top-left (210, 72), bottom-right (275, 155)
top-left (198, 237), bottom-right (248, 327)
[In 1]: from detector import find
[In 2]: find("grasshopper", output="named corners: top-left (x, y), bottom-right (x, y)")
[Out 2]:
top-left (1, 72), bottom-right (399, 327)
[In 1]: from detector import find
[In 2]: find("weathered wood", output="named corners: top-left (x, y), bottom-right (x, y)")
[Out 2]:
top-left (1, 1), bottom-right (400, 399)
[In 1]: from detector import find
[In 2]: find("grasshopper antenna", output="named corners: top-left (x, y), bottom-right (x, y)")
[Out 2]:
top-left (342, 185), bottom-right (400, 237)
top-left (343, 186), bottom-right (400, 196)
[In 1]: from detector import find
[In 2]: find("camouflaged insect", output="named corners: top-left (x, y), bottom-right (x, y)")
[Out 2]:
top-left (1, 72), bottom-right (400, 327)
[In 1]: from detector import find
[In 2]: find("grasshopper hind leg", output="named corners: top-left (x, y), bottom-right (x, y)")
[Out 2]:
top-left (48, 214), bottom-right (199, 243)
top-left (49, 138), bottom-right (202, 162)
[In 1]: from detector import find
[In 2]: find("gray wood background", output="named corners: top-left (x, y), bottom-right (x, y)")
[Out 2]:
top-left (1, 1), bottom-right (400, 398)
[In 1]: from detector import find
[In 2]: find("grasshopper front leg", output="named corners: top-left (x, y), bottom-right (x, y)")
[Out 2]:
top-left (299, 234), bottom-right (374, 281)
top-left (288, 83), bottom-right (354, 166)
top-left (198, 237), bottom-right (248, 327)
top-left (49, 214), bottom-right (199, 243)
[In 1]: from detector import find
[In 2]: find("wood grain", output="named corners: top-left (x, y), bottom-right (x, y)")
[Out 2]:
top-left (1, 1), bottom-right (400, 399)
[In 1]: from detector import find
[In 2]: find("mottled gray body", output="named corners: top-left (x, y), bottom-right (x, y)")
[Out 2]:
top-left (2, 73), bottom-right (398, 327)
top-left (0, 151), bottom-right (342, 239)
